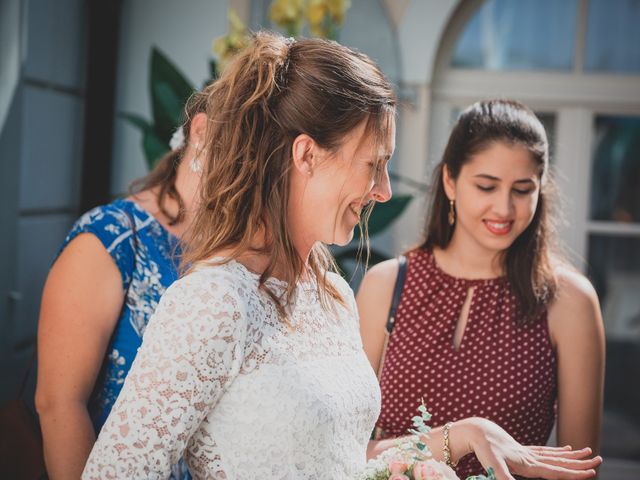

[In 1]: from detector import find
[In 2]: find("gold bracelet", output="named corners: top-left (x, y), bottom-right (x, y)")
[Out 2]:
top-left (443, 422), bottom-right (458, 468)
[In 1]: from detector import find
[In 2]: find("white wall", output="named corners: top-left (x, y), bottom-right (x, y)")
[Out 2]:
top-left (111, 0), bottom-right (229, 195)
top-left (388, 0), bottom-right (461, 253)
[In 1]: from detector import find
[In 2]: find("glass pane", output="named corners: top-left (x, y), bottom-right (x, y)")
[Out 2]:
top-left (587, 235), bottom-right (640, 461)
top-left (588, 235), bottom-right (640, 339)
top-left (589, 115), bottom-right (640, 223)
top-left (586, 0), bottom-right (640, 73)
top-left (451, 0), bottom-right (577, 71)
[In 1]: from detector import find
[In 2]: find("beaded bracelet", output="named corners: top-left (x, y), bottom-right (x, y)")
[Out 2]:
top-left (443, 422), bottom-right (458, 468)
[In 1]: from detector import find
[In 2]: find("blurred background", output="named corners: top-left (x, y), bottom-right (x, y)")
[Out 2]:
top-left (0, 0), bottom-right (638, 477)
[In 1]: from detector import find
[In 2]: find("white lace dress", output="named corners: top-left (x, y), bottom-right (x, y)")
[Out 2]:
top-left (82, 260), bottom-right (380, 479)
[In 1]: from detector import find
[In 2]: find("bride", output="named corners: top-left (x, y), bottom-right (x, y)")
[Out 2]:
top-left (82, 31), bottom-right (600, 479)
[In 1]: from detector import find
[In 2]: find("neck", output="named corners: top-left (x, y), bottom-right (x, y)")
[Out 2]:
top-left (233, 229), bottom-right (311, 282)
top-left (160, 159), bottom-right (199, 237)
top-left (437, 229), bottom-right (504, 279)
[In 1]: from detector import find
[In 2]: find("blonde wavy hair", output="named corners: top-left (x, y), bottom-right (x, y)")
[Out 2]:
top-left (181, 31), bottom-right (396, 318)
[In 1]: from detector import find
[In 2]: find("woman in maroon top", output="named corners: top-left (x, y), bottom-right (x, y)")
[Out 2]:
top-left (358, 99), bottom-right (605, 478)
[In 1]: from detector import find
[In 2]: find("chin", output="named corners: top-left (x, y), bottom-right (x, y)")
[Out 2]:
top-left (478, 233), bottom-right (518, 254)
top-left (332, 228), bottom-right (355, 247)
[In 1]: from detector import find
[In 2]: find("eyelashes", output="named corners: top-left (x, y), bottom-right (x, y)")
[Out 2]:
top-left (476, 185), bottom-right (534, 195)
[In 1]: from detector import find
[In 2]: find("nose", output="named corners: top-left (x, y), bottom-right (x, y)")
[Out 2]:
top-left (372, 169), bottom-right (392, 203)
top-left (493, 189), bottom-right (515, 218)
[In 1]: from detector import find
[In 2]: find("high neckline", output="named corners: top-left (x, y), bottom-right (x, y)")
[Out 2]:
top-left (424, 247), bottom-right (506, 287)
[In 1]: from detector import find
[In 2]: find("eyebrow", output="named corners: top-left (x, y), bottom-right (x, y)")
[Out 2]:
top-left (473, 174), bottom-right (536, 184)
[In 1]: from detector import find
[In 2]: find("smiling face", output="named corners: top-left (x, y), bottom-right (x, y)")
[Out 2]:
top-left (443, 141), bottom-right (541, 256)
top-left (288, 117), bottom-right (395, 255)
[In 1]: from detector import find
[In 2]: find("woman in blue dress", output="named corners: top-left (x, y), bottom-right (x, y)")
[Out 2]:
top-left (34, 103), bottom-right (207, 479)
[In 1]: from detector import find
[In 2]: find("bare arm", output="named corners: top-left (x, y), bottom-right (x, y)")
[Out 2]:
top-left (35, 234), bottom-right (124, 479)
top-left (368, 418), bottom-right (601, 480)
top-left (549, 269), bottom-right (605, 456)
top-left (356, 258), bottom-right (398, 372)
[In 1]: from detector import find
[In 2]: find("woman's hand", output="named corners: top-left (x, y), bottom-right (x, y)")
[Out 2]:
top-left (464, 418), bottom-right (602, 480)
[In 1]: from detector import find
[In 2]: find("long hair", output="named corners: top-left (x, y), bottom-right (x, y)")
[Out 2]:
top-left (181, 31), bottom-right (396, 318)
top-left (128, 95), bottom-right (208, 225)
top-left (422, 99), bottom-right (558, 325)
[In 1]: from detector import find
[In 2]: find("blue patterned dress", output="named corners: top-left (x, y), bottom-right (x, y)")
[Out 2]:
top-left (58, 198), bottom-right (189, 479)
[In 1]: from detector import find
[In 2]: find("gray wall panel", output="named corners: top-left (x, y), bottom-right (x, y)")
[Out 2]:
top-left (23, 0), bottom-right (86, 89)
top-left (14, 214), bottom-right (74, 346)
top-left (19, 86), bottom-right (83, 211)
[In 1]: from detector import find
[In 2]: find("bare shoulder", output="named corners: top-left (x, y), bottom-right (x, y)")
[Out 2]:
top-left (552, 265), bottom-right (600, 310)
top-left (53, 232), bottom-right (119, 277)
top-left (357, 258), bottom-right (400, 299)
top-left (548, 265), bottom-right (603, 341)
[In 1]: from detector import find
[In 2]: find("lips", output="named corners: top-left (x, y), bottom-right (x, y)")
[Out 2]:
top-left (349, 201), bottom-right (370, 221)
top-left (483, 220), bottom-right (513, 235)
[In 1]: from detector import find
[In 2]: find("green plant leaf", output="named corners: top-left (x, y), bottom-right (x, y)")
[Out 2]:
top-left (150, 47), bottom-right (195, 140)
top-left (119, 112), bottom-right (153, 134)
top-left (143, 129), bottom-right (170, 170)
top-left (333, 247), bottom-right (389, 281)
top-left (153, 81), bottom-right (184, 131)
top-left (354, 194), bottom-right (413, 241)
top-left (208, 59), bottom-right (219, 82)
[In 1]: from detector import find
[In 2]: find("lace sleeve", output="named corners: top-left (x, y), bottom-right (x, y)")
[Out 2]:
top-left (82, 268), bottom-right (248, 479)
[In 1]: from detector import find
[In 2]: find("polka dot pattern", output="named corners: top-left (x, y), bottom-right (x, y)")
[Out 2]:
top-left (376, 248), bottom-right (557, 479)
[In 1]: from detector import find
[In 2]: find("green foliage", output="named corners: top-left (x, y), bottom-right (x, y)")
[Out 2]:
top-left (121, 47), bottom-right (197, 169)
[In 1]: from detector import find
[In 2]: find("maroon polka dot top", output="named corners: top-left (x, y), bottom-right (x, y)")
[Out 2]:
top-left (376, 248), bottom-right (557, 479)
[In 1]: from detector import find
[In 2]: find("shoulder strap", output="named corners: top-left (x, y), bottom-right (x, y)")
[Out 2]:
top-left (376, 254), bottom-right (409, 384)
top-left (385, 254), bottom-right (407, 334)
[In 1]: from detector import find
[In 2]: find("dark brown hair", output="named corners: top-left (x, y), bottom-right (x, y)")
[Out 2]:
top-left (422, 99), bottom-right (557, 325)
top-left (182, 31), bottom-right (396, 318)
top-left (128, 95), bottom-right (208, 225)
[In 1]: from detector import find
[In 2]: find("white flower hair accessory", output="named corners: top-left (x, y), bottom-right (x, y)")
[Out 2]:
top-left (169, 126), bottom-right (186, 151)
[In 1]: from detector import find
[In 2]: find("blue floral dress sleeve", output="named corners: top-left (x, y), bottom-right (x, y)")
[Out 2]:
top-left (59, 200), bottom-right (137, 291)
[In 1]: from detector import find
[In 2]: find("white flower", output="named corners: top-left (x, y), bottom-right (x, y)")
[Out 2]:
top-left (169, 126), bottom-right (185, 151)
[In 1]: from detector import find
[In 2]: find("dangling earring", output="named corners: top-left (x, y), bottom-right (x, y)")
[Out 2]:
top-left (190, 142), bottom-right (203, 173)
top-left (448, 199), bottom-right (456, 226)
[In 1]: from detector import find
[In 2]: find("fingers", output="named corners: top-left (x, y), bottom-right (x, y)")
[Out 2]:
top-left (526, 464), bottom-right (598, 480)
top-left (536, 455), bottom-right (603, 470)
top-left (529, 448), bottom-right (594, 459)
top-left (528, 445), bottom-right (573, 451)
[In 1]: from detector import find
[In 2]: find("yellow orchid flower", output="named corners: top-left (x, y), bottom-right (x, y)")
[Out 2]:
top-left (269, 0), bottom-right (305, 36)
top-left (212, 9), bottom-right (249, 72)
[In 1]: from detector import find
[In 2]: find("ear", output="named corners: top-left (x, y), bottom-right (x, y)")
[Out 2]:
top-left (442, 164), bottom-right (456, 201)
top-left (291, 133), bottom-right (319, 176)
top-left (188, 112), bottom-right (208, 146)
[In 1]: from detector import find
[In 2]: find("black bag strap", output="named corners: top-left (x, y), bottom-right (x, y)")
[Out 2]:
top-left (385, 254), bottom-right (407, 335)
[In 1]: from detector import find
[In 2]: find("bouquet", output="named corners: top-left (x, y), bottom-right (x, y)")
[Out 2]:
top-left (358, 403), bottom-right (496, 480)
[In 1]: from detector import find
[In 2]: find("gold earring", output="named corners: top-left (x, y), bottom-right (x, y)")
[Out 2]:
top-left (448, 199), bottom-right (455, 226)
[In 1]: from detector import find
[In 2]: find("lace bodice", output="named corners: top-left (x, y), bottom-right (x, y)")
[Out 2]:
top-left (83, 260), bottom-right (380, 479)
